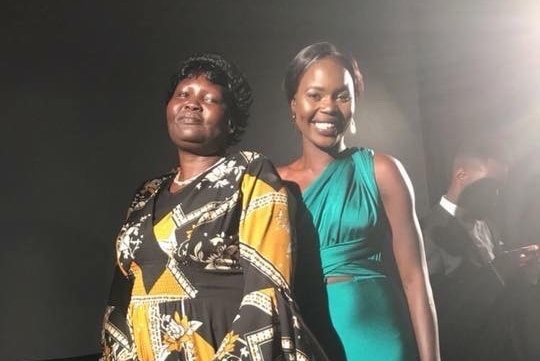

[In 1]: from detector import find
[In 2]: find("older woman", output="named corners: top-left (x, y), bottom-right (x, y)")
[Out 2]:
top-left (278, 43), bottom-right (440, 361)
top-left (101, 54), bottom-right (326, 361)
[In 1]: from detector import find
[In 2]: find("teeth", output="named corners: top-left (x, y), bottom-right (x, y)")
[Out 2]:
top-left (314, 122), bottom-right (336, 130)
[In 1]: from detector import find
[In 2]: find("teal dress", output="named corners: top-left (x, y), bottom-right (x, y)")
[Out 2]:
top-left (300, 148), bottom-right (417, 361)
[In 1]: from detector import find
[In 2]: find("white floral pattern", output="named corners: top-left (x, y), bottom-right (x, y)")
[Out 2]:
top-left (102, 151), bottom-right (326, 361)
top-left (116, 214), bottom-right (150, 261)
top-left (197, 159), bottom-right (246, 190)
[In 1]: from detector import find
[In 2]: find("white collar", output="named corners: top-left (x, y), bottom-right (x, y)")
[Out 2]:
top-left (439, 195), bottom-right (458, 217)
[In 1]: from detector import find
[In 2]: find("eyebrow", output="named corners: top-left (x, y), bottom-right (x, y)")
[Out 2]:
top-left (305, 85), bottom-right (351, 93)
top-left (179, 84), bottom-right (221, 95)
top-left (305, 86), bottom-right (325, 91)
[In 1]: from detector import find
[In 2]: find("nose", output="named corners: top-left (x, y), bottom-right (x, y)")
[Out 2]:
top-left (183, 99), bottom-right (202, 112)
top-left (320, 96), bottom-right (338, 114)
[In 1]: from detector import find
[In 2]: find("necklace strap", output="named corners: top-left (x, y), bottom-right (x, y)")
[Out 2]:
top-left (173, 156), bottom-right (226, 187)
top-left (173, 171), bottom-right (199, 187)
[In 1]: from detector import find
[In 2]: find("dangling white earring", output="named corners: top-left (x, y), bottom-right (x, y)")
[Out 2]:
top-left (349, 118), bottom-right (357, 135)
top-left (291, 113), bottom-right (296, 122)
top-left (228, 119), bottom-right (236, 134)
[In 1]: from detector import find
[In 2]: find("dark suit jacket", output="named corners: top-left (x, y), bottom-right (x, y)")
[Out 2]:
top-left (421, 204), bottom-right (510, 361)
top-left (422, 204), bottom-right (505, 281)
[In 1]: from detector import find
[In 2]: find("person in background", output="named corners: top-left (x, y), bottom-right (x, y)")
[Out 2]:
top-left (278, 42), bottom-right (440, 361)
top-left (101, 53), bottom-right (327, 361)
top-left (421, 142), bottom-right (540, 361)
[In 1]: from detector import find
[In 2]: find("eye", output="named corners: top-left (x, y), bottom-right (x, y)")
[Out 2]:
top-left (176, 91), bottom-right (189, 98)
top-left (336, 92), bottom-right (351, 102)
top-left (306, 91), bottom-right (322, 101)
top-left (203, 94), bottom-right (223, 104)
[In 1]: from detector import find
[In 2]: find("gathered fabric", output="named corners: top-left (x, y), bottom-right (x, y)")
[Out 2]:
top-left (298, 147), bottom-right (418, 361)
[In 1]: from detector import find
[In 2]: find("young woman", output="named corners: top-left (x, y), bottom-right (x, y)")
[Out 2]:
top-left (278, 42), bottom-right (440, 361)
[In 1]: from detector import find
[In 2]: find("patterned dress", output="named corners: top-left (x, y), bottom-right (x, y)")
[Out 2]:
top-left (101, 151), bottom-right (326, 361)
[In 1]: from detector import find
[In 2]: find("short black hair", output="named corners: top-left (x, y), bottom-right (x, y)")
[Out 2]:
top-left (284, 42), bottom-right (364, 103)
top-left (167, 53), bottom-right (252, 146)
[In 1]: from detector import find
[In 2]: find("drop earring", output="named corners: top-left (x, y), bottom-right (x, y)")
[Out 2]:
top-left (227, 119), bottom-right (236, 134)
top-left (291, 114), bottom-right (296, 122)
top-left (349, 117), bottom-right (357, 135)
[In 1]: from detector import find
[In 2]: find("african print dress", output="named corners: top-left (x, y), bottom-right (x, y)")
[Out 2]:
top-left (101, 151), bottom-right (326, 361)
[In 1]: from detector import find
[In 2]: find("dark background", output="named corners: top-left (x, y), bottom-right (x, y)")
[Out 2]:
top-left (1, 1), bottom-right (539, 360)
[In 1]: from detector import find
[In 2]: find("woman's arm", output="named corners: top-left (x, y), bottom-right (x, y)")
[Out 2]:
top-left (217, 153), bottom-right (328, 360)
top-left (374, 153), bottom-right (441, 361)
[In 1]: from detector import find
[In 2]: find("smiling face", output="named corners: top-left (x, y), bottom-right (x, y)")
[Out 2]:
top-left (291, 57), bottom-right (356, 152)
top-left (166, 75), bottom-right (229, 155)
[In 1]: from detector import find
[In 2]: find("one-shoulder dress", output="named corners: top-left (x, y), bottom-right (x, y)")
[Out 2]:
top-left (296, 148), bottom-right (418, 361)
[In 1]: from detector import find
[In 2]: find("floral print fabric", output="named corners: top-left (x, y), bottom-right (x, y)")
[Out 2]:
top-left (101, 151), bottom-right (327, 361)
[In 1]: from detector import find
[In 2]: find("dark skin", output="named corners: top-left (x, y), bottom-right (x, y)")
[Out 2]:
top-left (279, 57), bottom-right (354, 186)
top-left (166, 75), bottom-right (231, 193)
top-left (278, 57), bottom-right (440, 361)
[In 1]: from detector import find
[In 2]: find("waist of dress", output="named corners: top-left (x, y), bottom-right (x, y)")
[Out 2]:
top-left (325, 275), bottom-right (355, 284)
top-left (324, 273), bottom-right (387, 284)
top-left (320, 241), bottom-right (384, 278)
top-left (130, 266), bottom-right (244, 299)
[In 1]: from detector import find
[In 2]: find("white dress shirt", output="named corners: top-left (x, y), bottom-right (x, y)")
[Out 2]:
top-left (440, 196), bottom-right (496, 263)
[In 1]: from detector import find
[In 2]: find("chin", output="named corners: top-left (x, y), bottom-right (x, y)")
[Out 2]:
top-left (176, 139), bottom-right (228, 155)
top-left (313, 143), bottom-right (341, 153)
top-left (314, 136), bottom-right (344, 149)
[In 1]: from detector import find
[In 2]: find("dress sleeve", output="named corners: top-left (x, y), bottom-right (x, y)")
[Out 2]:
top-left (101, 177), bottom-right (168, 361)
top-left (101, 267), bottom-right (136, 361)
top-left (212, 154), bottom-right (328, 361)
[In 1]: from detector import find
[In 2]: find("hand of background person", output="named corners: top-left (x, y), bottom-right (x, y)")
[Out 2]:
top-left (491, 244), bottom-right (539, 285)
top-left (505, 244), bottom-right (540, 284)
top-left (505, 244), bottom-right (540, 267)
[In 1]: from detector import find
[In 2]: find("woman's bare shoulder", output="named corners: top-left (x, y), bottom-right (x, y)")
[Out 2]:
top-left (373, 152), bottom-right (405, 180)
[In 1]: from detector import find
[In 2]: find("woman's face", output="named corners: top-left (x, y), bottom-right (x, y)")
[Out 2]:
top-left (166, 75), bottom-right (229, 155)
top-left (291, 57), bottom-right (355, 151)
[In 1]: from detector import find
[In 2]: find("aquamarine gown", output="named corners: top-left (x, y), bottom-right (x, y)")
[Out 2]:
top-left (300, 148), bottom-right (418, 361)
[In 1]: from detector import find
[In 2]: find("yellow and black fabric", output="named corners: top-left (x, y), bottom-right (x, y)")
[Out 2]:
top-left (101, 151), bottom-right (327, 361)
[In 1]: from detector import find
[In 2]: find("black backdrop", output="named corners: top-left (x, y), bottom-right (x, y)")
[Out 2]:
top-left (1, 1), bottom-right (539, 360)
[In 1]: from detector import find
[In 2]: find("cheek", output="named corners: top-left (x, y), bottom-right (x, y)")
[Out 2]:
top-left (208, 108), bottom-right (227, 127)
top-left (166, 101), bottom-right (181, 121)
top-left (297, 101), bottom-right (316, 119)
top-left (339, 103), bottom-right (354, 118)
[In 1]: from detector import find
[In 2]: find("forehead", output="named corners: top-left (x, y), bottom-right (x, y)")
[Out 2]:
top-left (299, 57), bottom-right (352, 87)
top-left (177, 75), bottom-right (225, 93)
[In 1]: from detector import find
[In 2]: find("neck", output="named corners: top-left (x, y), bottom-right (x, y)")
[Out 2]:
top-left (444, 187), bottom-right (460, 205)
top-left (177, 151), bottom-right (224, 180)
top-left (299, 139), bottom-right (347, 174)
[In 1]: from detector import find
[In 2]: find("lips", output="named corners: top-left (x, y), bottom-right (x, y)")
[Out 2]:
top-left (310, 119), bottom-right (342, 135)
top-left (313, 121), bottom-right (337, 130)
top-left (175, 111), bottom-right (203, 124)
